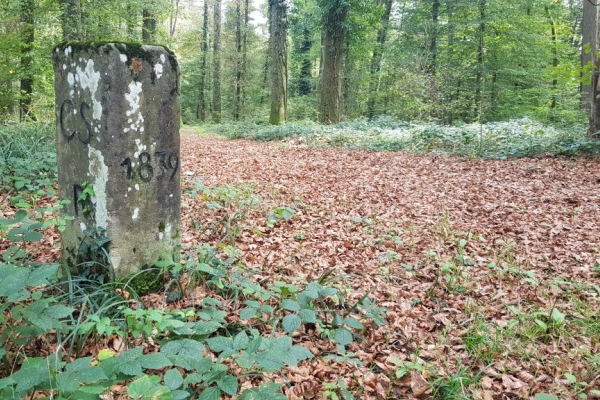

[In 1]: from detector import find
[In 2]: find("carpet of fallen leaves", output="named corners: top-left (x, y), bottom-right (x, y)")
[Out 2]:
top-left (3, 130), bottom-right (600, 399)
top-left (179, 131), bottom-right (600, 399)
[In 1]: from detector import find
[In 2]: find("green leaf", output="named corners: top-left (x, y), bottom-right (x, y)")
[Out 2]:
top-left (12, 357), bottom-right (49, 394)
top-left (217, 374), bottom-right (238, 396)
top-left (140, 353), bottom-right (173, 369)
top-left (127, 375), bottom-right (155, 398)
top-left (534, 395), bottom-right (559, 400)
top-left (282, 314), bottom-right (302, 333)
top-left (534, 319), bottom-right (548, 331)
top-left (23, 230), bottom-right (43, 242)
top-left (343, 317), bottom-right (364, 330)
top-left (233, 331), bottom-right (250, 350)
top-left (207, 336), bottom-right (233, 352)
top-left (160, 339), bottom-right (205, 357)
top-left (240, 307), bottom-right (257, 320)
top-left (551, 308), bottom-right (565, 324)
top-left (334, 328), bottom-right (354, 346)
top-left (172, 389), bottom-right (191, 400)
top-left (564, 373), bottom-right (577, 384)
top-left (281, 299), bottom-right (300, 312)
top-left (164, 368), bottom-right (184, 391)
top-left (299, 308), bottom-right (317, 323)
top-left (45, 304), bottom-right (74, 318)
top-left (199, 386), bottom-right (221, 400)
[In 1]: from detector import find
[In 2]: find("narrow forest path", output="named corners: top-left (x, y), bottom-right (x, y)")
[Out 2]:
top-left (180, 130), bottom-right (600, 397)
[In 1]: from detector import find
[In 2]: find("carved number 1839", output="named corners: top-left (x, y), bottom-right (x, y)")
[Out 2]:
top-left (120, 151), bottom-right (179, 182)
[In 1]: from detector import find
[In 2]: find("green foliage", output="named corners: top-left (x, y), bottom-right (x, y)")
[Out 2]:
top-left (187, 179), bottom-right (263, 245)
top-left (211, 117), bottom-right (597, 159)
top-left (0, 123), bottom-right (56, 194)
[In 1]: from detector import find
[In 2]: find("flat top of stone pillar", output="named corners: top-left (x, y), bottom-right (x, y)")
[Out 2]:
top-left (53, 42), bottom-right (178, 72)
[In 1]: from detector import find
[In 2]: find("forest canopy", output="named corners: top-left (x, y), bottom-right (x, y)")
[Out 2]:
top-left (0, 0), bottom-right (594, 128)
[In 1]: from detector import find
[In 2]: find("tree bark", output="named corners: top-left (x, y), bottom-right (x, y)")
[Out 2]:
top-left (59, 0), bottom-right (80, 41)
top-left (142, 9), bottom-right (157, 43)
top-left (545, 5), bottom-right (558, 111)
top-left (234, 0), bottom-right (243, 121)
top-left (20, 0), bottom-right (35, 122)
top-left (212, 0), bottom-right (222, 123)
top-left (475, 0), bottom-right (486, 120)
top-left (582, 0), bottom-right (597, 114)
top-left (367, 0), bottom-right (393, 119)
top-left (197, 0), bottom-right (210, 121)
top-left (268, 0), bottom-right (288, 125)
top-left (298, 28), bottom-right (313, 96)
top-left (170, 0), bottom-right (180, 37)
top-left (318, 0), bottom-right (349, 125)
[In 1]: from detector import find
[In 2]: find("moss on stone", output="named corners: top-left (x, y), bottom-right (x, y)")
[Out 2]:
top-left (54, 41), bottom-right (178, 75)
top-left (125, 268), bottom-right (163, 296)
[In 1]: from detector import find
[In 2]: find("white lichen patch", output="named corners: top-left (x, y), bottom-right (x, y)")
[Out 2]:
top-left (125, 81), bottom-right (145, 133)
top-left (160, 54), bottom-right (166, 63)
top-left (80, 222), bottom-right (87, 232)
top-left (67, 72), bottom-right (74, 86)
top-left (64, 46), bottom-right (72, 57)
top-left (132, 208), bottom-right (139, 220)
top-left (135, 184), bottom-right (140, 191)
top-left (63, 64), bottom-right (67, 70)
top-left (87, 145), bottom-right (109, 229)
top-left (133, 139), bottom-right (147, 158)
top-left (154, 62), bottom-right (163, 80)
top-left (120, 54), bottom-right (127, 63)
top-left (76, 59), bottom-right (102, 120)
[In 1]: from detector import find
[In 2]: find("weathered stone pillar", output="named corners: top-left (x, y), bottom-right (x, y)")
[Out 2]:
top-left (53, 43), bottom-right (180, 278)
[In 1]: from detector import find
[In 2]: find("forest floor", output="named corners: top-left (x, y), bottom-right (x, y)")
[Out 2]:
top-left (13, 128), bottom-right (600, 398)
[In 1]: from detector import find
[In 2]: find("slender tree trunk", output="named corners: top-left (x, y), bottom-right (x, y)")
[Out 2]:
top-left (234, 0), bottom-right (243, 121)
top-left (212, 0), bottom-right (222, 123)
top-left (268, 0), bottom-right (288, 124)
top-left (170, 0), bottom-right (180, 37)
top-left (20, 0), bottom-right (35, 122)
top-left (582, 0), bottom-right (597, 114)
top-left (59, 0), bottom-right (80, 40)
top-left (545, 5), bottom-right (558, 111)
top-left (367, 0), bottom-right (393, 119)
top-left (341, 43), bottom-right (352, 116)
top-left (475, 0), bottom-right (486, 120)
top-left (197, 0), bottom-right (210, 121)
top-left (241, 0), bottom-right (249, 113)
top-left (445, 0), bottom-right (455, 124)
top-left (298, 28), bottom-right (313, 96)
top-left (427, 0), bottom-right (439, 76)
top-left (319, 0), bottom-right (349, 125)
top-left (142, 9), bottom-right (157, 43)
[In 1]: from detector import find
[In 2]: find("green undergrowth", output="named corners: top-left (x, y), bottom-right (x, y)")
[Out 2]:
top-left (2, 122), bottom-right (600, 398)
top-left (208, 117), bottom-right (600, 159)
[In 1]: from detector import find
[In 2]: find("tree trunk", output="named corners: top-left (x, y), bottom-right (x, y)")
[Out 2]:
top-left (319, 0), bottom-right (349, 125)
top-left (197, 0), bottom-right (210, 121)
top-left (581, 0), bottom-right (597, 114)
top-left (20, 0), bottom-right (35, 122)
top-left (268, 0), bottom-right (288, 125)
top-left (242, 0), bottom-right (249, 109)
top-left (142, 9), bottom-right (157, 43)
top-left (367, 0), bottom-right (393, 119)
top-left (212, 0), bottom-right (222, 123)
top-left (545, 5), bottom-right (558, 111)
top-left (427, 0), bottom-right (439, 76)
top-left (298, 28), bottom-right (313, 96)
top-left (234, 0), bottom-right (243, 121)
top-left (475, 0), bottom-right (486, 120)
top-left (59, 0), bottom-right (80, 41)
top-left (169, 0), bottom-right (180, 38)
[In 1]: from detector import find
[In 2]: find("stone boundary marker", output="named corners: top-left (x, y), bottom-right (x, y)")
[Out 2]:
top-left (53, 42), bottom-right (180, 278)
